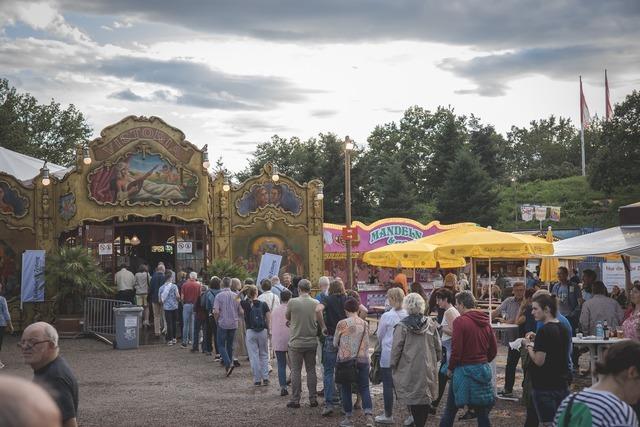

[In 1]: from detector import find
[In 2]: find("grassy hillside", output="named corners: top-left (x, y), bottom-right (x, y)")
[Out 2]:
top-left (495, 176), bottom-right (640, 231)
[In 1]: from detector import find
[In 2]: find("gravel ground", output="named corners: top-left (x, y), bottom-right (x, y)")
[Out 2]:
top-left (3, 329), bottom-right (587, 427)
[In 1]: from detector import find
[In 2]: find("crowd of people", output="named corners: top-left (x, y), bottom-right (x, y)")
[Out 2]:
top-left (3, 262), bottom-right (640, 427)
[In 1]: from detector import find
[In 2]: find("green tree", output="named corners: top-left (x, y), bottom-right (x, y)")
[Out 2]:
top-left (375, 158), bottom-right (420, 219)
top-left (589, 90), bottom-right (640, 193)
top-left (505, 116), bottom-right (584, 181)
top-left (0, 79), bottom-right (92, 166)
top-left (467, 117), bottom-right (508, 182)
top-left (436, 149), bottom-right (498, 226)
top-left (237, 133), bottom-right (374, 223)
top-left (207, 259), bottom-right (249, 280)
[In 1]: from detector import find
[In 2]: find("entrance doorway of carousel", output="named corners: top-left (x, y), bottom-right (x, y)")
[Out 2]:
top-left (81, 219), bottom-right (208, 282)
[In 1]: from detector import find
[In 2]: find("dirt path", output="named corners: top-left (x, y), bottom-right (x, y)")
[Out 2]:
top-left (2, 332), bottom-right (537, 426)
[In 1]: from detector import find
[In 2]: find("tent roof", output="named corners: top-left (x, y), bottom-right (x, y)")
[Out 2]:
top-left (0, 146), bottom-right (68, 182)
top-left (552, 226), bottom-right (640, 258)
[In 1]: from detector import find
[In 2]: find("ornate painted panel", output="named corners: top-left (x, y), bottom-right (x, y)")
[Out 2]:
top-left (87, 150), bottom-right (199, 206)
top-left (236, 182), bottom-right (303, 216)
top-left (0, 180), bottom-right (29, 218)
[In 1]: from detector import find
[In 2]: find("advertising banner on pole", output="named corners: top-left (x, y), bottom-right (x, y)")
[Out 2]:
top-left (534, 206), bottom-right (548, 221)
top-left (602, 262), bottom-right (640, 291)
top-left (256, 253), bottom-right (282, 287)
top-left (21, 250), bottom-right (46, 307)
top-left (549, 206), bottom-right (561, 222)
top-left (520, 205), bottom-right (534, 221)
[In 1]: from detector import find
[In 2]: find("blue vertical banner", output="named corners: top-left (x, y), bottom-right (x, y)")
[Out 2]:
top-left (21, 250), bottom-right (46, 306)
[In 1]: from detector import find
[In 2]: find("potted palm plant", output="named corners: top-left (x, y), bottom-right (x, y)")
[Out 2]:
top-left (46, 246), bottom-right (112, 334)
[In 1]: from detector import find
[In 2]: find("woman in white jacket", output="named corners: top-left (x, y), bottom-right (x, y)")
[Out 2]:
top-left (374, 288), bottom-right (408, 425)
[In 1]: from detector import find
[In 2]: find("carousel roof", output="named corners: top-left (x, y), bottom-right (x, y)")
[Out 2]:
top-left (0, 146), bottom-right (69, 182)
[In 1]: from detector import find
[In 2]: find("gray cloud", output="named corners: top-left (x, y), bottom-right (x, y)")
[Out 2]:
top-left (108, 88), bottom-right (145, 101)
top-left (97, 56), bottom-right (310, 110)
top-left (55, 0), bottom-right (640, 96)
top-left (227, 115), bottom-right (290, 132)
top-left (57, 0), bottom-right (639, 48)
top-left (310, 109), bottom-right (336, 118)
top-left (441, 44), bottom-right (640, 96)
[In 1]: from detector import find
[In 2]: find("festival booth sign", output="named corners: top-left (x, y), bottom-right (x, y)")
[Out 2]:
top-left (213, 164), bottom-right (323, 284)
top-left (324, 218), bottom-right (474, 307)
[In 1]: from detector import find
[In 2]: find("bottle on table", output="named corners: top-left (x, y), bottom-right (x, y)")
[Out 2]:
top-left (603, 320), bottom-right (609, 341)
top-left (596, 321), bottom-right (604, 340)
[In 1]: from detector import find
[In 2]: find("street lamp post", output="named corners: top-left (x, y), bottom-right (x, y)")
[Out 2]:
top-left (344, 136), bottom-right (354, 288)
top-left (512, 177), bottom-right (517, 230)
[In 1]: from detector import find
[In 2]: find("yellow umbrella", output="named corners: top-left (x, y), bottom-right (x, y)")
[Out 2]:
top-left (362, 239), bottom-right (466, 269)
top-left (430, 227), bottom-right (554, 259)
top-left (539, 226), bottom-right (560, 282)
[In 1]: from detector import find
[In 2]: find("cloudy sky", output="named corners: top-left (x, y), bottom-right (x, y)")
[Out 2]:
top-left (2, 0), bottom-right (639, 171)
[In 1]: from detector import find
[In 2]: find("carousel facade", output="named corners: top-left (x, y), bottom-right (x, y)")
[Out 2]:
top-left (0, 116), bottom-right (324, 328)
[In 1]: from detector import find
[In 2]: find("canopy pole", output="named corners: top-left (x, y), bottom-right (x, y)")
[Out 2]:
top-left (470, 257), bottom-right (474, 295)
top-left (524, 259), bottom-right (527, 286)
top-left (621, 255), bottom-right (632, 293)
top-left (488, 258), bottom-right (492, 323)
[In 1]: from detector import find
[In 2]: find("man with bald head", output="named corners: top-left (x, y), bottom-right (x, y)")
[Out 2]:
top-left (20, 322), bottom-right (79, 427)
top-left (0, 375), bottom-right (61, 427)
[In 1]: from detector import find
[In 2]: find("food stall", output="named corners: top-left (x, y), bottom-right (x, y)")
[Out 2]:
top-left (323, 218), bottom-right (473, 307)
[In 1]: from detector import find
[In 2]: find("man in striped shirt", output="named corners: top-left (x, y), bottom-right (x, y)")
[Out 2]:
top-left (553, 340), bottom-right (640, 427)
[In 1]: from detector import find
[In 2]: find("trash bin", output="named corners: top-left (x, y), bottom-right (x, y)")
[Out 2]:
top-left (113, 306), bottom-right (143, 350)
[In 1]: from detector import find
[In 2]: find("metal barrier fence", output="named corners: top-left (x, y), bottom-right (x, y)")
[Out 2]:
top-left (83, 297), bottom-right (132, 345)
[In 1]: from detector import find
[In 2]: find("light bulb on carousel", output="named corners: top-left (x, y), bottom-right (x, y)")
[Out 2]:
top-left (41, 162), bottom-right (51, 186)
top-left (222, 176), bottom-right (231, 192)
top-left (316, 182), bottom-right (324, 200)
top-left (271, 164), bottom-right (280, 182)
top-left (130, 234), bottom-right (141, 246)
top-left (202, 145), bottom-right (210, 169)
top-left (83, 146), bottom-right (92, 165)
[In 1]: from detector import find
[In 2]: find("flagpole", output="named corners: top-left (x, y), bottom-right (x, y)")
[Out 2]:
top-left (580, 76), bottom-right (586, 176)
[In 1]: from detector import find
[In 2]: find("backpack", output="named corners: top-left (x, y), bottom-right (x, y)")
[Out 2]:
top-left (249, 301), bottom-right (267, 332)
top-left (198, 292), bottom-right (208, 312)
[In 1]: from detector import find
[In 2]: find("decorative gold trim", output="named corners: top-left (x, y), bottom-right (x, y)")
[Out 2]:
top-left (232, 211), bottom-right (308, 232)
top-left (86, 145), bottom-right (199, 207)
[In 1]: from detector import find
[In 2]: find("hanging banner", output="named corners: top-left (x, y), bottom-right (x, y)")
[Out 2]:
top-left (256, 253), bottom-right (282, 286)
top-left (602, 262), bottom-right (640, 292)
top-left (520, 205), bottom-right (534, 221)
top-left (549, 206), bottom-right (561, 222)
top-left (21, 250), bottom-right (46, 305)
top-left (534, 206), bottom-right (548, 221)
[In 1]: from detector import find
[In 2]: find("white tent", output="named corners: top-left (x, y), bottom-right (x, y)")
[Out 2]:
top-left (552, 225), bottom-right (640, 258)
top-left (0, 146), bottom-right (69, 182)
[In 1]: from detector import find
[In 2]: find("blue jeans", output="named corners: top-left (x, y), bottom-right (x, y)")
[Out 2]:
top-left (182, 303), bottom-right (194, 345)
top-left (532, 388), bottom-right (569, 424)
top-left (380, 367), bottom-right (394, 417)
top-left (216, 327), bottom-right (236, 368)
top-left (275, 351), bottom-right (288, 388)
top-left (323, 338), bottom-right (338, 407)
top-left (340, 362), bottom-right (373, 416)
top-left (439, 382), bottom-right (492, 427)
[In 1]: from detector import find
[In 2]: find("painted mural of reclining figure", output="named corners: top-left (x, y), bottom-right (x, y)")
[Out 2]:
top-left (114, 162), bottom-right (185, 202)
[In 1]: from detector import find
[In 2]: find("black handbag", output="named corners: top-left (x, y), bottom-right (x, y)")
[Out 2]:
top-left (334, 324), bottom-right (367, 385)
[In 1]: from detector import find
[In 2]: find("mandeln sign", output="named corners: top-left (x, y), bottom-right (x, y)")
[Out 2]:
top-left (369, 224), bottom-right (423, 245)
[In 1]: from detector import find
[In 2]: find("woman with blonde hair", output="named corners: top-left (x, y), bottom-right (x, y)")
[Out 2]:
top-left (391, 293), bottom-right (442, 427)
top-left (374, 287), bottom-right (407, 424)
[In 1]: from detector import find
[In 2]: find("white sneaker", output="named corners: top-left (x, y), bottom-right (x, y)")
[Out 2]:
top-left (167, 341), bottom-right (174, 346)
top-left (403, 415), bottom-right (414, 426)
top-left (0, 362), bottom-right (5, 369)
top-left (339, 416), bottom-right (354, 427)
top-left (375, 414), bottom-right (394, 424)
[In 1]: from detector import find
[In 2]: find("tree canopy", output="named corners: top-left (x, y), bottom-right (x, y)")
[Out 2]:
top-left (0, 79), bottom-right (92, 166)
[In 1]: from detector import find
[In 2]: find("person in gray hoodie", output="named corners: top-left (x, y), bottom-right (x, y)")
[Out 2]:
top-left (390, 292), bottom-right (442, 427)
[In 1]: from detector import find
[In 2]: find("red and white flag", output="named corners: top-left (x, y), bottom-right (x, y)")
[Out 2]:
top-left (605, 70), bottom-right (613, 120)
top-left (580, 76), bottom-right (591, 129)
